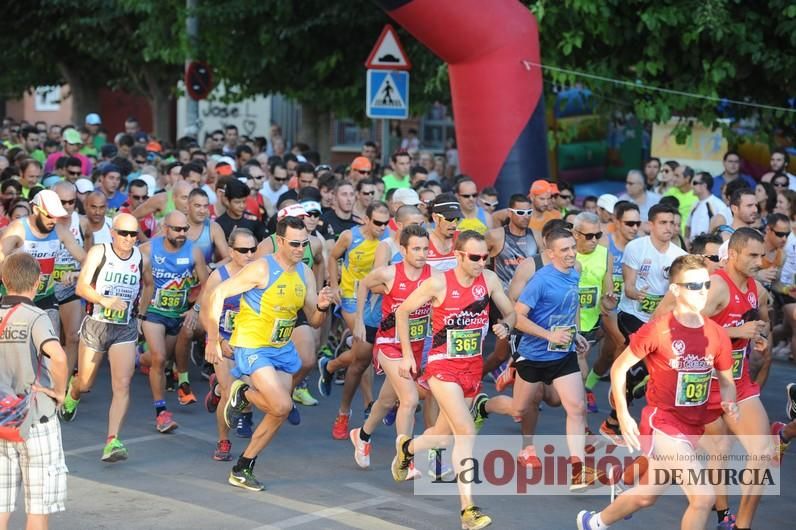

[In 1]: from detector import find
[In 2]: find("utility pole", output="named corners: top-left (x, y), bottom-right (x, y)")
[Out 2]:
top-left (185, 0), bottom-right (199, 138)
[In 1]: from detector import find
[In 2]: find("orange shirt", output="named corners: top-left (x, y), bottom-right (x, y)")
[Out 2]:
top-left (529, 209), bottom-right (562, 233)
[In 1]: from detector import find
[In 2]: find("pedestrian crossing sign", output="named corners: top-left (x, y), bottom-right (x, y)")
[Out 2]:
top-left (366, 70), bottom-right (409, 119)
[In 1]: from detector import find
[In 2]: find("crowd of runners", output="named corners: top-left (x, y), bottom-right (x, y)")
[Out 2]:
top-left (0, 117), bottom-right (794, 530)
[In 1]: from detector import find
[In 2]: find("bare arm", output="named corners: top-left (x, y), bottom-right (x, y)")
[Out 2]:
top-left (301, 264), bottom-right (333, 328)
top-left (611, 347), bottom-right (645, 451)
top-left (41, 340), bottom-right (68, 403)
top-left (311, 236), bottom-right (325, 291)
top-left (396, 273), bottom-right (444, 365)
top-left (622, 264), bottom-right (645, 301)
top-left (485, 227), bottom-right (504, 258)
top-left (254, 236), bottom-right (276, 259)
top-left (508, 258), bottom-right (536, 302)
top-left (327, 230), bottom-right (351, 293)
top-left (131, 193), bottom-right (166, 219)
top-left (80, 216), bottom-right (94, 251)
top-left (0, 221), bottom-right (23, 264)
top-left (55, 222), bottom-right (86, 262)
top-left (210, 222), bottom-right (230, 261)
top-left (484, 269), bottom-right (515, 330)
top-left (138, 246), bottom-right (154, 317)
top-left (373, 239), bottom-right (392, 269)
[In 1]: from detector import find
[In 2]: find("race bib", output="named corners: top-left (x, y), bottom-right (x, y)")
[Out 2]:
top-left (731, 348), bottom-right (744, 380)
top-left (639, 294), bottom-right (663, 314)
top-left (612, 277), bottom-right (623, 295)
top-left (403, 315), bottom-right (429, 342)
top-left (579, 286), bottom-right (598, 309)
top-left (547, 325), bottom-right (576, 352)
top-left (222, 310), bottom-right (238, 334)
top-left (154, 288), bottom-right (187, 310)
top-left (446, 328), bottom-right (482, 358)
top-left (36, 274), bottom-right (52, 295)
top-left (52, 264), bottom-right (76, 283)
top-left (101, 303), bottom-right (129, 325)
top-left (270, 317), bottom-right (296, 344)
top-left (675, 370), bottom-right (711, 407)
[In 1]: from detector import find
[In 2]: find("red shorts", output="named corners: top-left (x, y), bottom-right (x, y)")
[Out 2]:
top-left (705, 372), bottom-right (761, 423)
top-left (419, 357), bottom-right (483, 398)
top-left (639, 406), bottom-right (705, 456)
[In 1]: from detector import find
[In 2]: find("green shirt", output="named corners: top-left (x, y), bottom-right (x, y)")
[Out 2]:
top-left (663, 187), bottom-right (698, 235)
top-left (381, 173), bottom-right (411, 200)
top-left (576, 245), bottom-right (608, 333)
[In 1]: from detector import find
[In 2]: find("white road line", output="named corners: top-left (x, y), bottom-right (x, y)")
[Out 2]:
top-left (345, 481), bottom-right (450, 516)
top-left (65, 434), bottom-right (164, 456)
top-left (255, 496), bottom-right (406, 529)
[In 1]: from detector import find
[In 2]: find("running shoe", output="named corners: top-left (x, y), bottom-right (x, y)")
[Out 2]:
top-left (427, 448), bottom-right (455, 481)
top-left (570, 463), bottom-right (606, 492)
top-left (383, 403), bottom-right (398, 426)
top-left (165, 366), bottom-right (176, 392)
top-left (292, 384), bottom-right (318, 406)
top-left (228, 468), bottom-right (265, 491)
top-left (460, 505), bottom-right (492, 530)
top-left (334, 369), bottom-right (346, 386)
top-left (317, 357), bottom-right (332, 397)
top-left (205, 374), bottom-right (220, 413)
top-left (224, 380), bottom-right (250, 429)
top-left (495, 365), bottom-right (515, 392)
top-left (319, 345), bottom-right (334, 359)
top-left (58, 392), bottom-right (80, 422)
top-left (101, 437), bottom-right (128, 463)
top-left (630, 374), bottom-right (649, 401)
top-left (200, 362), bottom-right (214, 381)
top-left (287, 404), bottom-right (301, 426)
top-left (363, 401), bottom-right (374, 420)
top-left (391, 434), bottom-right (413, 481)
top-left (772, 421), bottom-right (790, 462)
top-left (332, 412), bottom-right (350, 440)
top-left (349, 428), bottom-right (371, 469)
top-left (576, 510), bottom-right (598, 530)
top-left (156, 410), bottom-right (178, 433)
top-left (599, 419), bottom-right (626, 447)
top-left (236, 413), bottom-right (253, 438)
top-left (585, 390), bottom-right (598, 414)
top-left (213, 440), bottom-right (232, 461)
top-left (517, 445), bottom-right (541, 470)
top-left (471, 393), bottom-right (489, 433)
top-left (405, 460), bottom-right (421, 480)
top-left (786, 383), bottom-right (796, 422)
top-left (177, 382), bottom-right (197, 405)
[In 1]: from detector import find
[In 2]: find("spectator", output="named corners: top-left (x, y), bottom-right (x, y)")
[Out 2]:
top-left (712, 150), bottom-right (755, 197)
top-left (619, 169), bottom-right (660, 221)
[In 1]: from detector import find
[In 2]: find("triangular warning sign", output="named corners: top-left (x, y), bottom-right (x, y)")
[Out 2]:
top-left (370, 73), bottom-right (406, 108)
top-left (365, 24), bottom-right (411, 70)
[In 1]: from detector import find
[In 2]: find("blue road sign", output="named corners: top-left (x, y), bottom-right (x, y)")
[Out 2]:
top-left (366, 70), bottom-right (409, 119)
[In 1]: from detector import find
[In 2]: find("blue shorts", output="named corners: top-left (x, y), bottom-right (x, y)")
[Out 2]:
top-left (339, 297), bottom-right (357, 314)
top-left (231, 344), bottom-right (302, 377)
top-left (144, 310), bottom-right (183, 336)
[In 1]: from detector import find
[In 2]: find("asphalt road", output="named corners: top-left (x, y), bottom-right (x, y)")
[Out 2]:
top-left (10, 356), bottom-right (794, 530)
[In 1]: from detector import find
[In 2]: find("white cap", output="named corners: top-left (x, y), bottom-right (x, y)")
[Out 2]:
top-left (278, 203), bottom-right (308, 221)
top-left (300, 200), bottom-right (322, 214)
top-left (74, 178), bottom-right (94, 194)
top-left (597, 193), bottom-right (619, 215)
top-left (137, 174), bottom-right (157, 196)
top-left (392, 188), bottom-right (420, 206)
top-left (31, 189), bottom-right (68, 217)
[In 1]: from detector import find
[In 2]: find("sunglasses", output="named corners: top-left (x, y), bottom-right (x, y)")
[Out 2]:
top-left (436, 214), bottom-right (460, 224)
top-left (677, 281), bottom-right (711, 291)
top-left (114, 228), bottom-right (138, 238)
top-left (360, 190), bottom-right (375, 196)
top-left (233, 246), bottom-right (257, 254)
top-left (280, 236), bottom-right (310, 248)
top-left (35, 206), bottom-right (55, 219)
top-left (481, 200), bottom-right (499, 208)
top-left (623, 221), bottom-right (642, 227)
top-left (458, 193), bottom-right (477, 199)
top-left (702, 254), bottom-right (720, 263)
top-left (130, 194), bottom-right (148, 201)
top-left (772, 230), bottom-right (790, 238)
top-left (306, 211), bottom-right (321, 218)
top-left (459, 251), bottom-right (488, 263)
top-left (576, 230), bottom-right (603, 240)
top-left (356, 169), bottom-right (371, 175)
top-left (509, 208), bottom-right (532, 216)
top-left (371, 219), bottom-right (390, 227)
top-left (168, 225), bottom-right (189, 232)
top-left (134, 158), bottom-right (146, 164)
top-left (692, 181), bottom-right (704, 186)
top-left (67, 170), bottom-right (81, 177)
top-left (251, 175), bottom-right (265, 181)
top-left (212, 136), bottom-right (224, 142)
top-left (273, 176), bottom-right (289, 182)
top-left (60, 199), bottom-right (76, 206)
top-left (315, 164), bottom-right (332, 174)
top-left (773, 181), bottom-right (789, 188)
top-left (559, 193), bottom-right (573, 200)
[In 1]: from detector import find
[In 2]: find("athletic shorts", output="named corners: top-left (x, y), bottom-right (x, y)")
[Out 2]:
top-left (375, 340), bottom-right (423, 375)
top-left (617, 311), bottom-right (645, 344)
top-left (144, 311), bottom-right (183, 336)
top-left (581, 325), bottom-right (601, 344)
top-left (231, 344), bottom-right (302, 377)
top-left (515, 353), bottom-right (580, 385)
top-left (54, 283), bottom-right (79, 305)
top-left (295, 309), bottom-right (309, 328)
top-left (0, 419), bottom-right (67, 514)
top-left (339, 297), bottom-right (357, 314)
top-left (79, 316), bottom-right (138, 354)
top-left (420, 357), bottom-right (482, 398)
top-left (705, 373), bottom-right (761, 422)
top-left (639, 406), bottom-right (705, 456)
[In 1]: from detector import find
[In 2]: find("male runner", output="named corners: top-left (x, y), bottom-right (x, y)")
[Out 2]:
top-left (348, 224), bottom-right (435, 468)
top-left (207, 216), bottom-right (333, 491)
top-left (391, 230), bottom-right (515, 530)
top-left (0, 189), bottom-right (85, 332)
top-left (186, 188), bottom-right (229, 265)
top-left (426, 193), bottom-right (462, 271)
top-left (140, 211), bottom-right (208, 432)
top-left (601, 203), bottom-right (686, 444)
top-left (322, 202), bottom-right (389, 438)
top-left (200, 228), bottom-right (257, 462)
top-left (84, 192), bottom-right (113, 244)
top-left (59, 214), bottom-right (150, 462)
top-left (577, 255), bottom-right (737, 530)
top-left (455, 178), bottom-right (492, 234)
top-left (52, 181), bottom-right (93, 373)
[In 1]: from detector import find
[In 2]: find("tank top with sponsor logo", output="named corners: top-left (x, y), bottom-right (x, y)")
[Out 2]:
top-left (428, 269), bottom-right (490, 363)
top-left (709, 269), bottom-right (758, 381)
top-left (87, 243), bottom-right (142, 325)
top-left (375, 262), bottom-right (432, 355)
top-left (54, 211), bottom-right (84, 282)
top-left (494, 226), bottom-right (538, 287)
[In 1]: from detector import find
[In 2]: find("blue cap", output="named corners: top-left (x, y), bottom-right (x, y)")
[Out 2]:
top-left (85, 113), bottom-right (102, 125)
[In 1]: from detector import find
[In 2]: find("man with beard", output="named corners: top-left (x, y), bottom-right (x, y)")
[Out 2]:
top-left (426, 193), bottom-right (462, 272)
top-left (59, 214), bottom-right (151, 463)
top-left (139, 211), bottom-right (208, 432)
top-left (0, 189), bottom-right (85, 332)
top-left (84, 191), bottom-right (114, 244)
top-left (186, 188), bottom-right (229, 266)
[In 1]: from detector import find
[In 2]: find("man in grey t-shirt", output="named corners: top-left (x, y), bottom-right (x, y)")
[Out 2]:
top-left (0, 252), bottom-right (68, 525)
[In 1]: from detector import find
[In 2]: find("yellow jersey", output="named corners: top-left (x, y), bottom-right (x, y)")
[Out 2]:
top-left (340, 226), bottom-right (382, 299)
top-left (230, 255), bottom-right (307, 348)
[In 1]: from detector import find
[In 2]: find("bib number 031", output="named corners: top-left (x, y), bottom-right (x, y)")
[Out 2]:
top-left (675, 370), bottom-right (711, 407)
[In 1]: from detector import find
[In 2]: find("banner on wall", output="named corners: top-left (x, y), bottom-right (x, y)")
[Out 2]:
top-left (651, 119), bottom-right (728, 175)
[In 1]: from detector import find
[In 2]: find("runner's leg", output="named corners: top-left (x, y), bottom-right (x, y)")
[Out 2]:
top-left (142, 321), bottom-right (168, 404)
top-left (59, 298), bottom-right (82, 374)
top-left (291, 325), bottom-right (315, 390)
top-left (240, 367), bottom-right (293, 458)
top-left (107, 341), bottom-right (136, 439)
top-left (551, 371), bottom-right (587, 461)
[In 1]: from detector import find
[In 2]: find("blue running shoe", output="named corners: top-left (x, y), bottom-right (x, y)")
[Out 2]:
top-left (383, 403), bottom-right (398, 426)
top-left (576, 510), bottom-right (597, 530)
top-left (317, 357), bottom-right (332, 397)
top-left (287, 404), bottom-right (301, 425)
top-left (235, 412), bottom-right (253, 438)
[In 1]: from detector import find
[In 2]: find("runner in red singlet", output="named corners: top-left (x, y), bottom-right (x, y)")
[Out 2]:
top-left (426, 193), bottom-right (461, 272)
top-left (391, 230), bottom-right (515, 530)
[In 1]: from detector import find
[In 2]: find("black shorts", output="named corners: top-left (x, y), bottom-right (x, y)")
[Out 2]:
top-left (773, 291), bottom-right (796, 307)
top-left (515, 353), bottom-right (580, 385)
top-left (617, 311), bottom-right (645, 345)
top-left (296, 309), bottom-right (308, 328)
top-left (366, 325), bottom-right (377, 345)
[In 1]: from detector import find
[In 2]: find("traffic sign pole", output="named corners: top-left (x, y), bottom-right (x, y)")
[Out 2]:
top-left (185, 0), bottom-right (199, 137)
top-left (381, 119), bottom-right (390, 169)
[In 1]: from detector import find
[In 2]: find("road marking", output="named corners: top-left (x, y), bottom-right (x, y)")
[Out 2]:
top-left (345, 481), bottom-right (449, 516)
top-left (65, 434), bottom-right (163, 456)
top-left (254, 496), bottom-right (409, 529)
